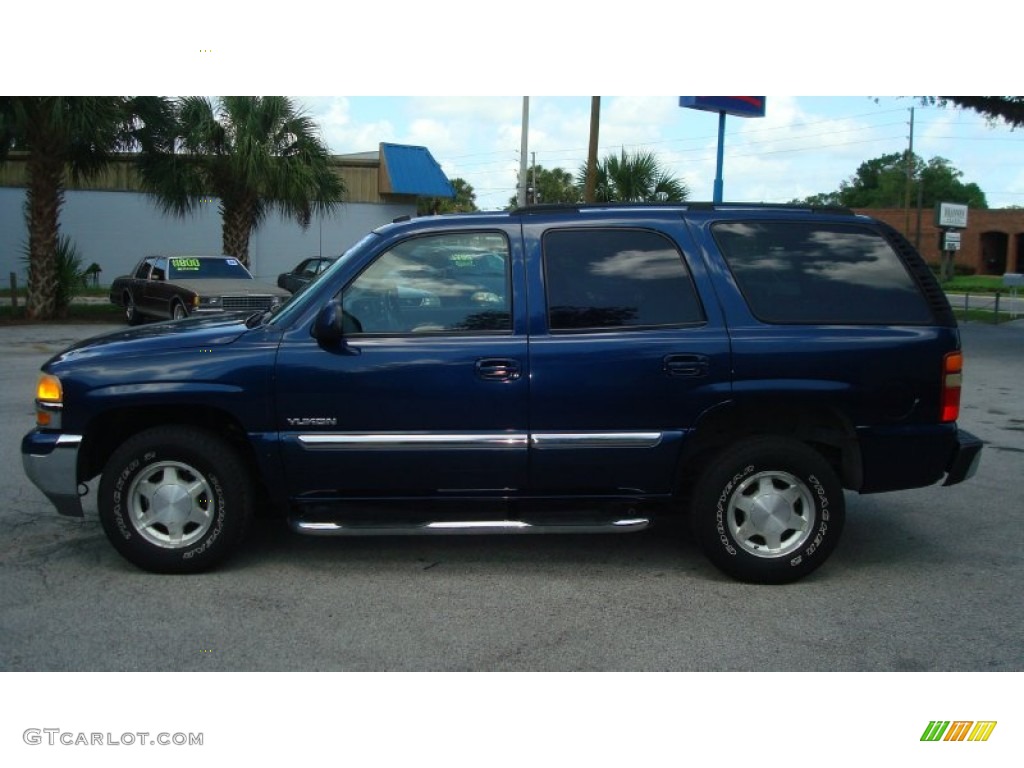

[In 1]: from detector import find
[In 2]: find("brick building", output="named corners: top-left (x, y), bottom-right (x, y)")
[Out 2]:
top-left (858, 208), bottom-right (1024, 275)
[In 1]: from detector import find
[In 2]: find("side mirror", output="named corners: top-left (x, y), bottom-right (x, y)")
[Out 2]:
top-left (312, 299), bottom-right (344, 345)
top-left (312, 299), bottom-right (363, 345)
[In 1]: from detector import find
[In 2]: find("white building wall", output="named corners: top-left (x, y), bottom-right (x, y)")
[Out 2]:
top-left (0, 188), bottom-right (413, 286)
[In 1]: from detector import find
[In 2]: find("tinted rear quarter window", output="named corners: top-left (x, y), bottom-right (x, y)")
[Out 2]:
top-left (543, 228), bottom-right (704, 331)
top-left (712, 221), bottom-right (933, 324)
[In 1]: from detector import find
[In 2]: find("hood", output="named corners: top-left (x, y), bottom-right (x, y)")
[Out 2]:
top-left (179, 278), bottom-right (291, 297)
top-left (46, 314), bottom-right (252, 368)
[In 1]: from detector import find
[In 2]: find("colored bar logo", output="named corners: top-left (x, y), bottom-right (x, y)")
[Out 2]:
top-left (921, 721), bottom-right (997, 742)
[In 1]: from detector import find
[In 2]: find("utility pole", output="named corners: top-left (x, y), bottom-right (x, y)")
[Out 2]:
top-left (517, 97), bottom-right (529, 208)
top-left (531, 151), bottom-right (537, 205)
top-left (904, 107), bottom-right (915, 237)
top-left (584, 97), bottom-right (600, 203)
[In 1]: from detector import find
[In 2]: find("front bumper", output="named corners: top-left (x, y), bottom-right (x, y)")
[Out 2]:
top-left (943, 429), bottom-right (983, 486)
top-left (21, 430), bottom-right (84, 517)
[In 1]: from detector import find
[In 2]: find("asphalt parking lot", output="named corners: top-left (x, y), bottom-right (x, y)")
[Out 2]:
top-left (1, 320), bottom-right (1022, 671)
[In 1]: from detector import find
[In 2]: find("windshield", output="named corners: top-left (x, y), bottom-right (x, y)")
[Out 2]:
top-left (168, 257), bottom-right (253, 280)
top-left (267, 233), bottom-right (379, 327)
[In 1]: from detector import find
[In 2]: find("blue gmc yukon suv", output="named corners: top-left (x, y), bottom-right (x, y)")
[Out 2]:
top-left (21, 204), bottom-right (982, 583)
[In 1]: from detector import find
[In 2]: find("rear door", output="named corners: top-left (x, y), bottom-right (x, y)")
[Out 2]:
top-left (523, 217), bottom-right (732, 496)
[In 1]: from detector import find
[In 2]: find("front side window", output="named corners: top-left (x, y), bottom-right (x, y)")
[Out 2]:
top-left (543, 228), bottom-right (704, 331)
top-left (712, 221), bottom-right (933, 324)
top-left (342, 232), bottom-right (511, 334)
top-left (134, 258), bottom-right (154, 279)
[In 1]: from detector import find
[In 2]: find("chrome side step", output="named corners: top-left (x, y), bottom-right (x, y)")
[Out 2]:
top-left (288, 517), bottom-right (650, 537)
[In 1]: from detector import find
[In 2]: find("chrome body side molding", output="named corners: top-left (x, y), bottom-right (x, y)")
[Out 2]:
top-left (295, 431), bottom-right (664, 451)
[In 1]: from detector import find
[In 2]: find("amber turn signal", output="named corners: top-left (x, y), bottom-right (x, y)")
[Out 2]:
top-left (36, 374), bottom-right (62, 403)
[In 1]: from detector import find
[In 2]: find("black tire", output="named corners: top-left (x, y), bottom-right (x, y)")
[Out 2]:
top-left (689, 436), bottom-right (845, 584)
top-left (124, 292), bottom-right (144, 325)
top-left (98, 426), bottom-right (253, 574)
top-left (171, 300), bottom-right (188, 320)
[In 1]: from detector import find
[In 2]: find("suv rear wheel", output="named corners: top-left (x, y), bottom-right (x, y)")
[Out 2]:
top-left (689, 436), bottom-right (845, 584)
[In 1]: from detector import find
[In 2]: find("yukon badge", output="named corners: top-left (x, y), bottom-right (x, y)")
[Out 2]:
top-left (286, 417), bottom-right (337, 427)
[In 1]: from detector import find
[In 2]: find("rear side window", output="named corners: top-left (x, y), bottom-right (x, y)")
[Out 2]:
top-left (712, 221), bottom-right (933, 324)
top-left (543, 228), bottom-right (704, 331)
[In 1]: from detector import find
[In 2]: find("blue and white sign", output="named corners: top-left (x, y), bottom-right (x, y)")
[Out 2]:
top-left (679, 96), bottom-right (766, 118)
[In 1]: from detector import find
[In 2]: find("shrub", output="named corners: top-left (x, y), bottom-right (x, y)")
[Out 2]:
top-left (20, 234), bottom-right (86, 317)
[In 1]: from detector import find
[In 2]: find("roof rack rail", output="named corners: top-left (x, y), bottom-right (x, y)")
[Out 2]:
top-left (511, 204), bottom-right (582, 215)
top-left (683, 202), bottom-right (855, 215)
top-left (510, 202), bottom-right (855, 215)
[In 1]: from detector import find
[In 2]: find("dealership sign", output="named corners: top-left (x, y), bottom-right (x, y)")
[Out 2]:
top-left (679, 96), bottom-right (766, 118)
top-left (935, 202), bottom-right (969, 228)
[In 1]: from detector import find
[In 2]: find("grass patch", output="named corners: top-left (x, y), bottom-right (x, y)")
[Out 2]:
top-left (0, 303), bottom-right (123, 325)
top-left (941, 275), bottom-right (1005, 293)
top-left (955, 308), bottom-right (1019, 325)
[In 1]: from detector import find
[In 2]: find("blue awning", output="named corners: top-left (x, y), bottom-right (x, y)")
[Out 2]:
top-left (379, 143), bottom-right (454, 198)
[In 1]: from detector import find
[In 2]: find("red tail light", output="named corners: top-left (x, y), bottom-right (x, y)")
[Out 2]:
top-left (941, 351), bottom-right (962, 423)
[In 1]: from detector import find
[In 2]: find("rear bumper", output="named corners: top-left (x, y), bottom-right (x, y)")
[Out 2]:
top-left (943, 429), bottom-right (983, 486)
top-left (21, 430), bottom-right (84, 517)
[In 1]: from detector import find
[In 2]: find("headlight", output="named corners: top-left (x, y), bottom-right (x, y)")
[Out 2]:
top-left (35, 374), bottom-right (63, 428)
top-left (198, 296), bottom-right (221, 307)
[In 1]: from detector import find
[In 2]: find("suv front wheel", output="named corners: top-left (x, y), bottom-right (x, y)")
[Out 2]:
top-left (98, 426), bottom-right (253, 573)
top-left (689, 436), bottom-right (845, 584)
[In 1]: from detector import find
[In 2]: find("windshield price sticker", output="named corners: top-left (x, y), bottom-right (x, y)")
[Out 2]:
top-left (171, 258), bottom-right (201, 270)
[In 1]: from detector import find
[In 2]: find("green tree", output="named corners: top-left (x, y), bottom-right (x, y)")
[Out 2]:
top-left (0, 97), bottom-right (148, 319)
top-left (931, 97), bottom-right (1024, 128)
top-left (418, 177), bottom-right (476, 215)
top-left (507, 165), bottom-right (582, 208)
top-left (137, 96), bottom-right (344, 266)
top-left (918, 157), bottom-right (987, 208)
top-left (576, 149), bottom-right (688, 203)
top-left (794, 152), bottom-right (987, 210)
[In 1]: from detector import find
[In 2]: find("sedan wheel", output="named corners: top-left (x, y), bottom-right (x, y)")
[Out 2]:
top-left (172, 302), bottom-right (188, 320)
top-left (125, 293), bottom-right (143, 325)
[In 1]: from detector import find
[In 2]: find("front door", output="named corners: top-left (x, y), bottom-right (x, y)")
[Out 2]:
top-left (276, 228), bottom-right (529, 504)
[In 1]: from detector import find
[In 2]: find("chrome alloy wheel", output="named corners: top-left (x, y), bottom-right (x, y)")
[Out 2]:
top-left (726, 470), bottom-right (816, 558)
top-left (126, 460), bottom-right (214, 549)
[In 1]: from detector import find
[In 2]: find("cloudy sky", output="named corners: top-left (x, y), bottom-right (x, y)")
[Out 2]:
top-left (297, 95), bottom-right (1024, 210)
top-left (8, 2), bottom-right (1022, 213)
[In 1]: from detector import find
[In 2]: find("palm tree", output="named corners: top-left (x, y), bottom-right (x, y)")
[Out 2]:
top-left (0, 97), bottom-right (144, 319)
top-left (418, 177), bottom-right (476, 215)
top-left (507, 165), bottom-right (582, 208)
top-left (578, 149), bottom-right (689, 203)
top-left (137, 97), bottom-right (344, 266)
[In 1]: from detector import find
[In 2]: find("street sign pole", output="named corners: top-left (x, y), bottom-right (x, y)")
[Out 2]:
top-left (714, 111), bottom-right (726, 204)
top-left (680, 97), bottom-right (765, 204)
